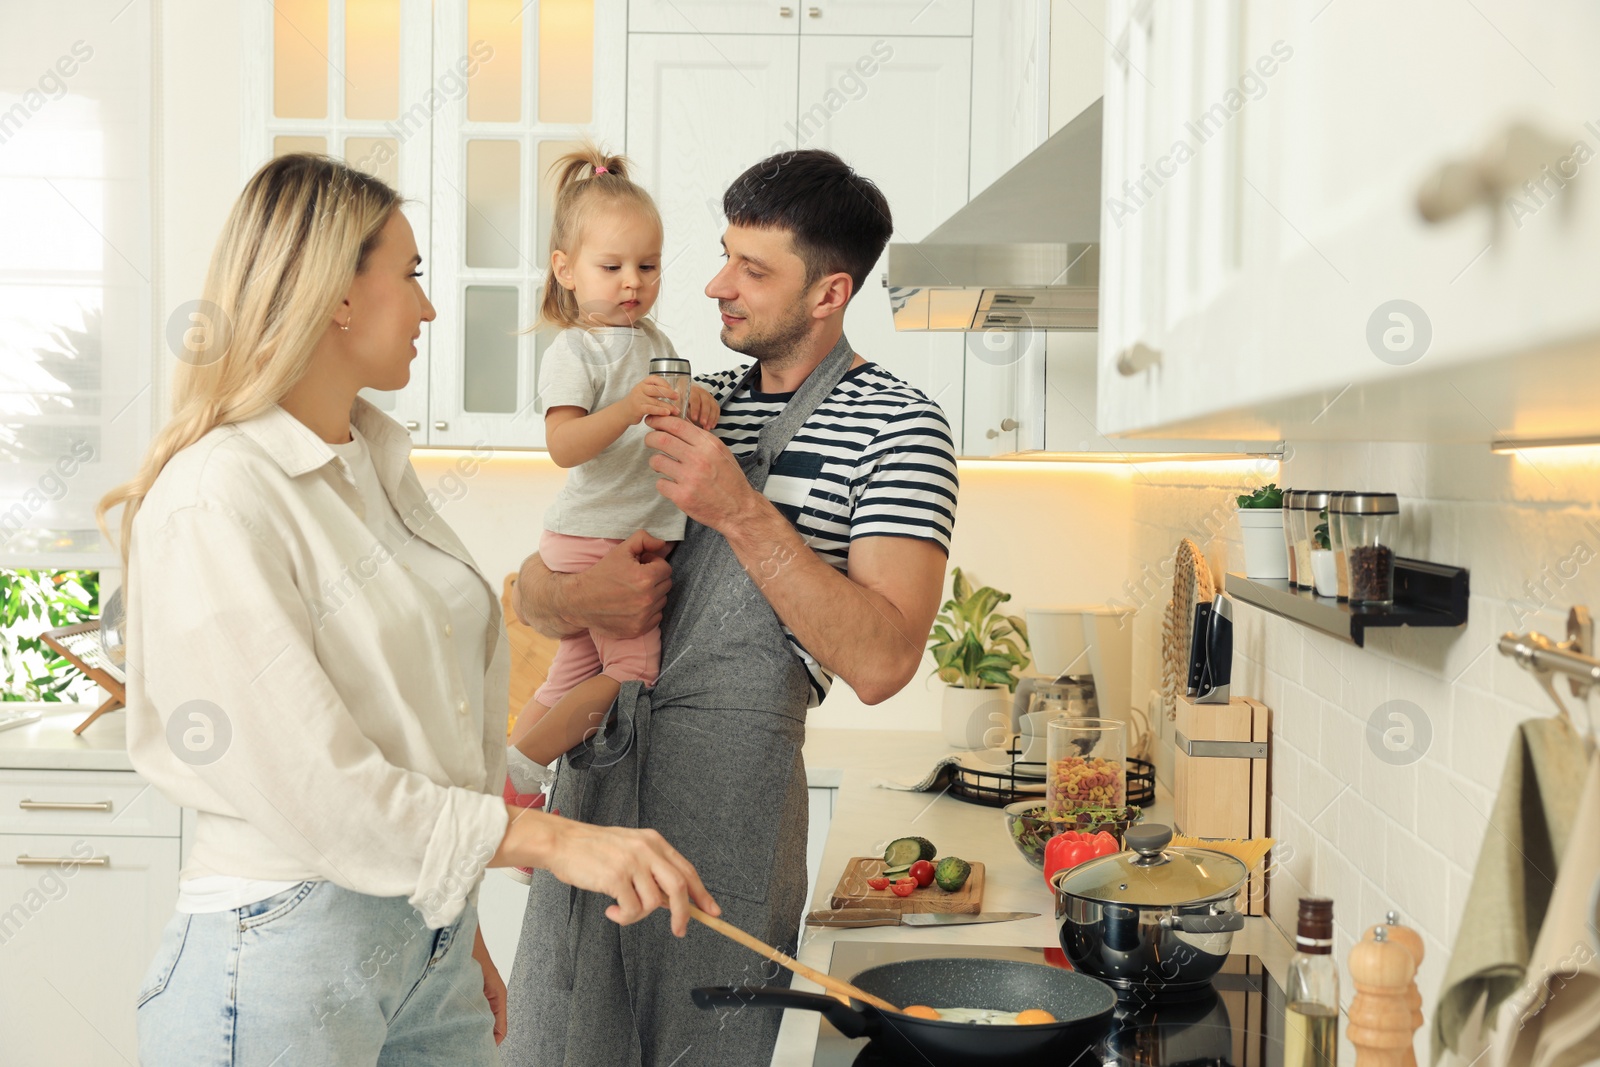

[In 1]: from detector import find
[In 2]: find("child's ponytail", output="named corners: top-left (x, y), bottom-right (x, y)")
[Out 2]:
top-left (538, 143), bottom-right (660, 330)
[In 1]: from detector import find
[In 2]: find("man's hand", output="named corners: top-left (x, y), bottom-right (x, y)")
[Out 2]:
top-left (516, 530), bottom-right (671, 640)
top-left (644, 415), bottom-right (761, 532)
top-left (471, 927), bottom-right (508, 1044)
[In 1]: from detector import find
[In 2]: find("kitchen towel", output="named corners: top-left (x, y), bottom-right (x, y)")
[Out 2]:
top-left (1485, 744), bottom-right (1600, 1067)
top-left (1434, 716), bottom-right (1593, 1062)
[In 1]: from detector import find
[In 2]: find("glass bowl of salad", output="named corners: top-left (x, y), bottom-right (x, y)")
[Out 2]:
top-left (1004, 800), bottom-right (1142, 870)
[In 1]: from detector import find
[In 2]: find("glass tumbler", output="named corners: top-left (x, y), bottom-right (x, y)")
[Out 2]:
top-left (1047, 716), bottom-right (1126, 818)
top-left (649, 355), bottom-right (692, 418)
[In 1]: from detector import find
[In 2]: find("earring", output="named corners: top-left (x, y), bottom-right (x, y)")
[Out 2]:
top-left (338, 320), bottom-right (350, 332)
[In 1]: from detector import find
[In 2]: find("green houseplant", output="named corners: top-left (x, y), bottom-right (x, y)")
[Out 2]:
top-left (928, 567), bottom-right (1030, 749)
top-left (1, 569), bottom-right (100, 702)
top-left (1235, 482), bottom-right (1289, 580)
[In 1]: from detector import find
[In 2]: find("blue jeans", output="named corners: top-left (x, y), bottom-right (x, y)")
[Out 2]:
top-left (136, 880), bottom-right (498, 1066)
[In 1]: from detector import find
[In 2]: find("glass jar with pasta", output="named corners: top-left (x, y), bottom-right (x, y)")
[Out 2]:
top-left (1046, 717), bottom-right (1126, 819)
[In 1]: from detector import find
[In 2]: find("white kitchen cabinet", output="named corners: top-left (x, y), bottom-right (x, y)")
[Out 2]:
top-left (1097, 0), bottom-right (1600, 444)
top-left (805, 785), bottom-right (836, 908)
top-left (0, 768), bottom-right (182, 1067)
top-left (794, 34), bottom-right (972, 444)
top-left (628, 0), bottom-right (972, 37)
top-left (799, 0), bottom-right (972, 37)
top-left (626, 34), bottom-right (801, 379)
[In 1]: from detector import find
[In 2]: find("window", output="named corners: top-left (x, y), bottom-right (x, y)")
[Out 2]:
top-left (0, 2), bottom-right (153, 569)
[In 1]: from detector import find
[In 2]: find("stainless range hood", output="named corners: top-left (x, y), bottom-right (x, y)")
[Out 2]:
top-left (888, 97), bottom-right (1101, 332)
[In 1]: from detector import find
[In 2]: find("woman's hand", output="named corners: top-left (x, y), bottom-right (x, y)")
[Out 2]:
top-left (471, 927), bottom-right (508, 1044)
top-left (686, 384), bottom-right (720, 430)
top-left (625, 374), bottom-right (681, 423)
top-left (494, 806), bottom-right (720, 936)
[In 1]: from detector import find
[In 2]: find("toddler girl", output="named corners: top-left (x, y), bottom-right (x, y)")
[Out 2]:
top-left (503, 147), bottom-right (717, 858)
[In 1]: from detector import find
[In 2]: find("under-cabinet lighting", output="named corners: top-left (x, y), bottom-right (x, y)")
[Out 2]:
top-left (1490, 435), bottom-right (1600, 455)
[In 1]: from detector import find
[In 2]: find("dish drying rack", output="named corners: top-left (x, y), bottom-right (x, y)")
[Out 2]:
top-left (947, 748), bottom-right (1156, 809)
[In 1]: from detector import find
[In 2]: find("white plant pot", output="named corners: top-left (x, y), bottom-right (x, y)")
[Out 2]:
top-left (1311, 548), bottom-right (1339, 597)
top-left (940, 685), bottom-right (1012, 750)
top-left (1238, 508), bottom-right (1289, 580)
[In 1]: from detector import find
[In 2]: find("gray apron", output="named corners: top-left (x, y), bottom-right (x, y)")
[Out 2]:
top-left (503, 337), bottom-right (856, 1067)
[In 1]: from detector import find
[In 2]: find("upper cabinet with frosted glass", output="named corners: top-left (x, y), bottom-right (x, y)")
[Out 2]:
top-left (242, 0), bottom-right (625, 448)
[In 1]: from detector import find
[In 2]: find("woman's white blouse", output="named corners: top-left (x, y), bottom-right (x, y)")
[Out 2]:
top-left (125, 399), bottom-right (509, 928)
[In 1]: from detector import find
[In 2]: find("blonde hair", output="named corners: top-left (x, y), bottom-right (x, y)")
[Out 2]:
top-left (97, 153), bottom-right (401, 566)
top-left (537, 143), bottom-right (662, 330)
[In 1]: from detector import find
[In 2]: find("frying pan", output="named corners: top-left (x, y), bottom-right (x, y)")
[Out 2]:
top-left (693, 956), bottom-right (1115, 1066)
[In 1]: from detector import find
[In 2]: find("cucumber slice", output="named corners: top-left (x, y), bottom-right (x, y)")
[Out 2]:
top-left (883, 837), bottom-right (925, 869)
top-left (882, 864), bottom-right (912, 880)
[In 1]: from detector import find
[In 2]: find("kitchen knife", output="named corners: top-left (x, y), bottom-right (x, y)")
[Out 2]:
top-left (1192, 594), bottom-right (1234, 705)
top-left (804, 909), bottom-right (1040, 928)
top-left (1185, 600), bottom-right (1213, 697)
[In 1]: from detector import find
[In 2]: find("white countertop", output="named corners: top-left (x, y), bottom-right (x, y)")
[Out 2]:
top-left (775, 728), bottom-right (1293, 1066)
top-left (0, 703), bottom-right (133, 771)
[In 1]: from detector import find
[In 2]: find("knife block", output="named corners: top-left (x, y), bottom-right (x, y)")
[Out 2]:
top-left (1173, 694), bottom-right (1271, 915)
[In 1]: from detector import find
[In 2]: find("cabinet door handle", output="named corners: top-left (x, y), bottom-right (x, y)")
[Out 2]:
top-left (984, 419), bottom-right (1019, 440)
top-left (779, 5), bottom-right (793, 14)
top-left (1417, 121), bottom-right (1572, 224)
top-left (433, 420), bottom-right (449, 431)
top-left (18, 799), bottom-right (114, 813)
top-left (404, 420), bottom-right (420, 432)
top-left (808, 5), bottom-right (821, 15)
top-left (1115, 342), bottom-right (1162, 376)
top-left (16, 854), bottom-right (111, 867)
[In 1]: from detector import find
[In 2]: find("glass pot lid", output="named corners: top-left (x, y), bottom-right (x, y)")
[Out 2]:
top-left (1055, 824), bottom-right (1248, 907)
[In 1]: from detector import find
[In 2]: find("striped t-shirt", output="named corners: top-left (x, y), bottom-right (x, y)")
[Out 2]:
top-left (696, 360), bottom-right (959, 705)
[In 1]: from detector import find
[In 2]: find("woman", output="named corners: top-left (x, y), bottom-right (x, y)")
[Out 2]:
top-left (98, 154), bottom-right (718, 1065)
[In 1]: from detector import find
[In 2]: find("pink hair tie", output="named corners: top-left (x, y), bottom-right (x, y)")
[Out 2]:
top-left (594, 165), bottom-right (608, 175)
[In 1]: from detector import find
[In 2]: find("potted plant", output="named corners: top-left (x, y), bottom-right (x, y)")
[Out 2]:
top-left (1235, 483), bottom-right (1289, 580)
top-left (1310, 507), bottom-right (1339, 596)
top-left (928, 567), bottom-right (1030, 749)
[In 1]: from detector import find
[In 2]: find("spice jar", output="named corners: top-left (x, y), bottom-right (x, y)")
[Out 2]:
top-left (1329, 492), bottom-right (1351, 601)
top-left (1282, 489), bottom-right (1303, 589)
top-left (1046, 716), bottom-right (1125, 819)
top-left (1299, 490), bottom-right (1332, 596)
top-left (1343, 492), bottom-right (1400, 606)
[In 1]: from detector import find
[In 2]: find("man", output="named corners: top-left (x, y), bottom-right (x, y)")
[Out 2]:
top-left (501, 150), bottom-right (959, 1067)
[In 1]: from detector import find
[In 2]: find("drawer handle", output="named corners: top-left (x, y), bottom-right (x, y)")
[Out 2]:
top-left (16, 854), bottom-right (110, 867)
top-left (18, 799), bottom-right (114, 813)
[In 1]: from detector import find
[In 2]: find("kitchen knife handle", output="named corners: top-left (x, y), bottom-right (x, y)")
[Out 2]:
top-left (805, 909), bottom-right (901, 928)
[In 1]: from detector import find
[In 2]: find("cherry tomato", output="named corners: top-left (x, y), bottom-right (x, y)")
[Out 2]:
top-left (866, 875), bottom-right (891, 891)
top-left (1091, 831), bottom-right (1119, 857)
top-left (891, 878), bottom-right (917, 898)
top-left (909, 860), bottom-right (936, 888)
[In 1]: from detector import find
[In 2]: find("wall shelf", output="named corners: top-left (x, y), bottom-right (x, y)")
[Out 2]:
top-left (1225, 558), bottom-right (1469, 647)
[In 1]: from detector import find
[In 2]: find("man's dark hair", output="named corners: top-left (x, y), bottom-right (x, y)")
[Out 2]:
top-left (722, 149), bottom-right (892, 302)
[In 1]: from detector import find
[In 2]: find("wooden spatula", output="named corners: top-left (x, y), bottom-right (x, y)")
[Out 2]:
top-left (687, 905), bottom-right (899, 1014)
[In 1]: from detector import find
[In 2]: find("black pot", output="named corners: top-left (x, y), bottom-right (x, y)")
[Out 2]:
top-left (692, 956), bottom-right (1115, 1067)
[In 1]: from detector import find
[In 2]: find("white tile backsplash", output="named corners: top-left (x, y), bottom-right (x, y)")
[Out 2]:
top-left (1126, 439), bottom-right (1600, 1053)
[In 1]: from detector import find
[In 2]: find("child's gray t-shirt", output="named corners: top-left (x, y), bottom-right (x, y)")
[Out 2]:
top-left (538, 319), bottom-right (687, 541)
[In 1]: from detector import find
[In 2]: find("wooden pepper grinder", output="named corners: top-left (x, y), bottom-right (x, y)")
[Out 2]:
top-left (1364, 911), bottom-right (1425, 1066)
top-left (1347, 926), bottom-right (1418, 1067)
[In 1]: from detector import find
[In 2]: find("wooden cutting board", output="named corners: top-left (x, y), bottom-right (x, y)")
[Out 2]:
top-left (828, 857), bottom-right (986, 914)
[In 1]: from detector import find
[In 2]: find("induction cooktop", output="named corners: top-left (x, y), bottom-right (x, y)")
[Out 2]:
top-left (810, 941), bottom-right (1286, 1066)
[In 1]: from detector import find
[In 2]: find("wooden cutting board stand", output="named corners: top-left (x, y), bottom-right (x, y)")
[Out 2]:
top-left (828, 857), bottom-right (985, 914)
